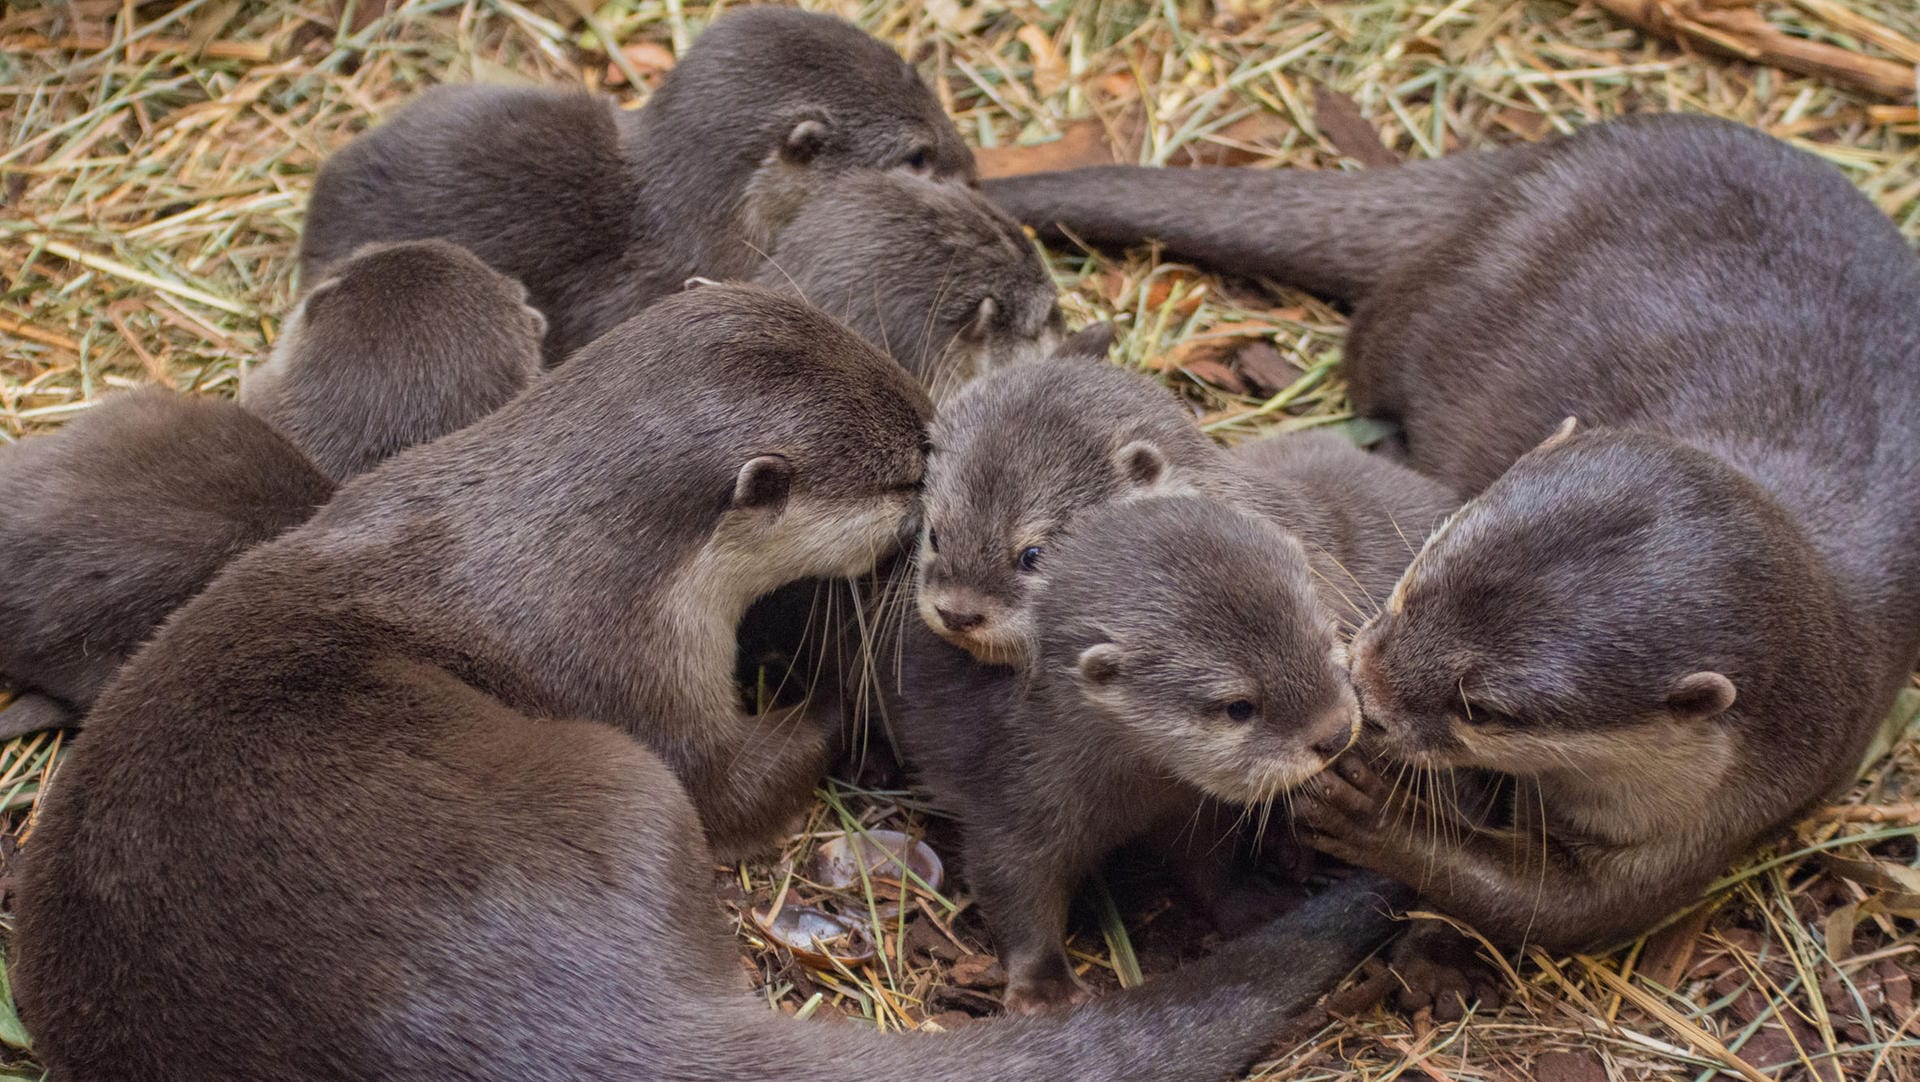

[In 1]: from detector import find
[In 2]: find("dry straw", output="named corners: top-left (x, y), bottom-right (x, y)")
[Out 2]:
top-left (2, 1), bottom-right (1918, 1078)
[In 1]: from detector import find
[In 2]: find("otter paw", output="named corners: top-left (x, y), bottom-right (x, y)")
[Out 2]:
top-left (1390, 925), bottom-right (1505, 1021)
top-left (1002, 969), bottom-right (1093, 1015)
top-left (1296, 760), bottom-right (1390, 845)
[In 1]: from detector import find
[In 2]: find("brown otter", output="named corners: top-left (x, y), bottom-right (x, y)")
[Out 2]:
top-left (0, 241), bottom-right (542, 739)
top-left (913, 356), bottom-right (1227, 667)
top-left (0, 390), bottom-right (333, 737)
top-left (243, 239), bottom-right (545, 481)
top-left (988, 114), bottom-right (1920, 953)
top-left (895, 434), bottom-right (1455, 1012)
top-left (300, 7), bottom-right (976, 364)
top-left (14, 284), bottom-right (1408, 1080)
top-left (744, 165), bottom-right (1064, 399)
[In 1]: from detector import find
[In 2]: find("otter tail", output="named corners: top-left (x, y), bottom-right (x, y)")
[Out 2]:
top-left (983, 153), bottom-right (1521, 304)
top-left (0, 693), bottom-right (76, 741)
top-left (753, 873), bottom-right (1409, 1082)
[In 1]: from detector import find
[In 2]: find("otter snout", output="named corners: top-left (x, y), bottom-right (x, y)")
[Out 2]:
top-left (916, 585), bottom-right (1025, 664)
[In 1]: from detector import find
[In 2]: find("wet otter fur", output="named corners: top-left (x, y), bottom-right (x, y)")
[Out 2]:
top-left (988, 113), bottom-right (1920, 952)
top-left (15, 284), bottom-right (1408, 1081)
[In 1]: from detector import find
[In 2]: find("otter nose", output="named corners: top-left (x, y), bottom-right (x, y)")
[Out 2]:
top-left (1312, 731), bottom-right (1352, 759)
top-left (936, 607), bottom-right (986, 633)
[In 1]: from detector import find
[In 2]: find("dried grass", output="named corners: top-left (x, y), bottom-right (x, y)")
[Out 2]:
top-left (3, 0), bottom-right (1919, 1078)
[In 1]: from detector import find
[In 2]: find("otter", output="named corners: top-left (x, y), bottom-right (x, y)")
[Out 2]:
top-left (0, 241), bottom-right (543, 739)
top-left (914, 356), bottom-right (1228, 667)
top-left (987, 114), bottom-right (1920, 952)
top-left (895, 435), bottom-right (1455, 1012)
top-left (15, 284), bottom-right (1408, 1080)
top-left (743, 165), bottom-right (1064, 399)
top-left (300, 7), bottom-right (976, 364)
top-left (243, 239), bottom-right (545, 482)
top-left (0, 390), bottom-right (333, 737)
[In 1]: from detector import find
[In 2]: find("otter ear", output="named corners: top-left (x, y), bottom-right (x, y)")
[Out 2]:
top-left (1666, 671), bottom-right (1736, 721)
top-left (683, 276), bottom-right (724, 291)
top-left (732, 455), bottom-right (792, 513)
top-left (1076, 642), bottom-right (1123, 687)
top-left (1535, 415), bottom-right (1579, 453)
top-left (1112, 440), bottom-right (1168, 489)
top-left (522, 305), bottom-right (548, 339)
top-left (1052, 322), bottom-right (1116, 362)
top-left (780, 118), bottom-right (830, 165)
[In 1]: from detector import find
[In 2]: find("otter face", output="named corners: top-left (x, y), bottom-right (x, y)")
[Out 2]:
top-left (916, 361), bottom-right (1211, 665)
top-left (748, 170), bottom-right (1066, 401)
top-left (1351, 428), bottom-right (1757, 775)
top-left (1042, 497), bottom-right (1358, 804)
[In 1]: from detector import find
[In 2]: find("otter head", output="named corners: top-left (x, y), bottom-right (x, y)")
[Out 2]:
top-left (1349, 425), bottom-right (1805, 777)
top-left (646, 8), bottom-right (973, 190)
top-left (748, 169), bottom-right (1066, 399)
top-left (916, 357), bottom-right (1219, 665)
top-left (1038, 496), bottom-right (1358, 803)
top-left (554, 283), bottom-right (932, 605)
top-left (248, 239), bottom-right (547, 482)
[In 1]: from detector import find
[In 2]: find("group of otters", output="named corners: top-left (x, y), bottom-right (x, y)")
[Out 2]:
top-left (0, 7), bottom-right (1917, 1080)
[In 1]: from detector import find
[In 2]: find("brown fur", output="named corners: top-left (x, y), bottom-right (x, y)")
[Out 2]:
top-left (15, 284), bottom-right (1407, 1081)
top-left (244, 240), bottom-right (544, 482)
top-left (300, 8), bottom-right (975, 363)
top-left (0, 241), bottom-right (543, 739)
top-left (991, 114), bottom-right (1920, 951)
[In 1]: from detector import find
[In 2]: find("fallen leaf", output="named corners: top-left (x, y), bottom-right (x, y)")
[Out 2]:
top-left (1016, 25), bottom-right (1067, 97)
top-left (1533, 1051), bottom-right (1607, 1082)
top-left (1311, 82), bottom-right (1399, 168)
top-left (603, 39), bottom-right (675, 87)
top-left (974, 119), bottom-right (1122, 179)
top-left (949, 953), bottom-right (1007, 990)
top-left (1169, 111), bottom-right (1292, 168)
top-left (1233, 341), bottom-right (1296, 395)
top-left (1182, 357), bottom-right (1248, 395)
top-left (1640, 902), bottom-right (1714, 988)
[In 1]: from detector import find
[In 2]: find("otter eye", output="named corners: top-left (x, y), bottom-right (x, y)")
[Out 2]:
top-left (1461, 703), bottom-right (1513, 728)
top-left (904, 147), bottom-right (932, 172)
top-left (1224, 700), bottom-right (1258, 723)
top-left (1017, 546), bottom-right (1043, 573)
top-left (926, 529), bottom-right (940, 554)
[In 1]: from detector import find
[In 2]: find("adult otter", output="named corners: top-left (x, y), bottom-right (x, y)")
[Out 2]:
top-left (987, 114), bottom-right (1920, 951)
top-left (15, 285), bottom-right (1406, 1080)
top-left (0, 241), bottom-right (543, 739)
top-left (896, 435), bottom-right (1455, 1012)
top-left (301, 7), bottom-right (975, 363)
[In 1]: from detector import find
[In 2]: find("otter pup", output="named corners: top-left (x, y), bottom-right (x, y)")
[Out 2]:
top-left (243, 239), bottom-right (545, 481)
top-left (15, 284), bottom-right (1408, 1080)
top-left (301, 7), bottom-right (974, 363)
top-left (0, 241), bottom-right (543, 738)
top-left (989, 114), bottom-right (1920, 951)
top-left (914, 356), bottom-right (1228, 666)
top-left (896, 435), bottom-right (1455, 1012)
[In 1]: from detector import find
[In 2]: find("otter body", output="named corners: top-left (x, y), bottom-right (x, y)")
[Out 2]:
top-left (17, 286), bottom-right (1405, 1081)
top-left (989, 114), bottom-right (1920, 950)
top-left (301, 8), bottom-right (985, 364)
top-left (0, 241), bottom-right (542, 738)
top-left (900, 348), bottom-right (1453, 1009)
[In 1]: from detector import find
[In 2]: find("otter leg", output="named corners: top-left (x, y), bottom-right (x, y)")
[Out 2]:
top-left (673, 702), bottom-right (837, 862)
top-left (1296, 754), bottom-right (1683, 952)
top-left (966, 830), bottom-right (1096, 1015)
